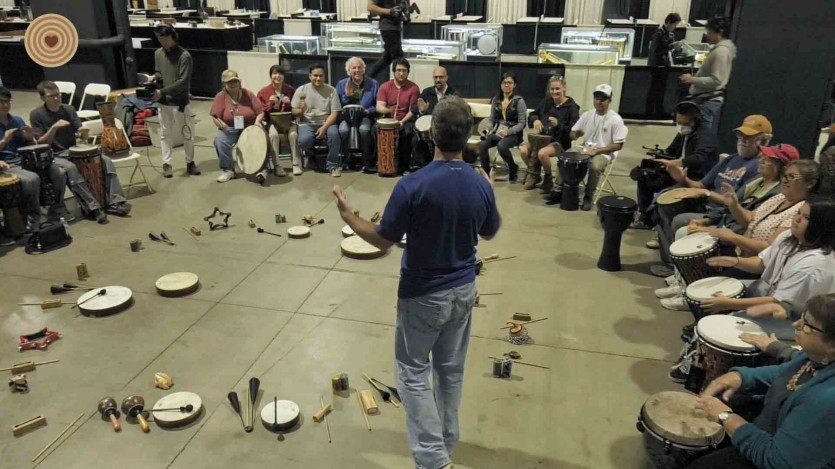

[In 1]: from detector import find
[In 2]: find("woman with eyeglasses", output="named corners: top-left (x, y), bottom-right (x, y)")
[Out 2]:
top-left (684, 293), bottom-right (835, 469)
top-left (478, 72), bottom-right (526, 181)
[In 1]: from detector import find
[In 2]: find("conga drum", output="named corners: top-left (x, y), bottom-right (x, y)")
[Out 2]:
top-left (657, 188), bottom-right (701, 221)
top-left (341, 104), bottom-right (366, 151)
top-left (596, 196), bottom-right (637, 272)
top-left (636, 391), bottom-right (724, 469)
top-left (0, 172), bottom-right (26, 237)
top-left (694, 315), bottom-right (766, 389)
top-left (670, 232), bottom-right (721, 286)
top-left (68, 144), bottom-right (106, 208)
top-left (684, 276), bottom-right (745, 320)
top-left (18, 144), bottom-right (58, 206)
top-left (557, 151), bottom-right (590, 211)
top-left (269, 112), bottom-right (294, 134)
top-left (376, 118), bottom-right (400, 177)
top-left (234, 126), bottom-right (269, 175)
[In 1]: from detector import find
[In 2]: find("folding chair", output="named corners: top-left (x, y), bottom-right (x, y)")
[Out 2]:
top-left (112, 118), bottom-right (154, 198)
top-left (593, 153), bottom-right (619, 205)
top-left (77, 83), bottom-right (112, 120)
top-left (54, 81), bottom-right (76, 108)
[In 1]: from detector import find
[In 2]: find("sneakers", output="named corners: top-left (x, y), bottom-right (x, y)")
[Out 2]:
top-left (646, 233), bottom-right (660, 249)
top-left (275, 165), bottom-right (287, 177)
top-left (523, 173), bottom-right (541, 190)
top-left (655, 284), bottom-right (683, 299)
top-left (660, 295), bottom-right (689, 311)
top-left (650, 263), bottom-right (674, 277)
top-left (92, 209), bottom-right (109, 225)
top-left (330, 167), bottom-right (342, 178)
top-left (669, 340), bottom-right (697, 383)
top-left (581, 196), bottom-right (593, 211)
top-left (186, 162), bottom-right (201, 175)
top-left (681, 322), bottom-right (696, 342)
top-left (292, 165), bottom-right (303, 176)
top-left (630, 219), bottom-right (651, 230)
top-left (665, 274), bottom-right (679, 286)
top-left (163, 163), bottom-right (173, 178)
top-left (0, 236), bottom-right (15, 247)
top-left (105, 202), bottom-right (131, 217)
top-left (539, 174), bottom-right (554, 194)
top-left (216, 170), bottom-right (235, 183)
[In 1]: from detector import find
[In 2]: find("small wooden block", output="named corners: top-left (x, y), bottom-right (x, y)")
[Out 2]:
top-left (12, 416), bottom-right (46, 437)
top-left (359, 390), bottom-right (379, 415)
top-left (513, 313), bottom-right (532, 322)
top-left (312, 403), bottom-right (332, 422)
top-left (11, 361), bottom-right (36, 374)
top-left (41, 299), bottom-right (63, 309)
top-left (189, 227), bottom-right (201, 236)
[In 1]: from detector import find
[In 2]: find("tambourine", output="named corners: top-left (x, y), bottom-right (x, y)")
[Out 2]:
top-left (155, 272), bottom-right (200, 297)
top-left (151, 391), bottom-right (203, 429)
top-left (260, 399), bottom-right (300, 432)
top-left (341, 236), bottom-right (385, 260)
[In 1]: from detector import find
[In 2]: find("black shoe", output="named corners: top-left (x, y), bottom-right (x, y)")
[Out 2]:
top-left (544, 190), bottom-right (563, 205)
top-left (255, 173), bottom-right (266, 185)
top-left (681, 322), bottom-right (696, 342)
top-left (93, 209), bottom-right (109, 225)
top-left (362, 165), bottom-right (377, 174)
top-left (581, 196), bottom-right (593, 211)
top-left (0, 237), bottom-right (15, 247)
top-left (105, 202), bottom-right (132, 217)
top-left (668, 366), bottom-right (689, 384)
top-left (508, 166), bottom-right (519, 183)
top-left (186, 162), bottom-right (201, 175)
top-left (163, 163), bottom-right (173, 178)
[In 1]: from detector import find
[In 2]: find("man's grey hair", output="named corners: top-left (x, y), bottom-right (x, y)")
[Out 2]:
top-left (431, 96), bottom-right (473, 154)
top-left (345, 57), bottom-right (366, 75)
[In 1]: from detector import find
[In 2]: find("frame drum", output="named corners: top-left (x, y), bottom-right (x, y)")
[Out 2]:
top-left (342, 224), bottom-right (355, 237)
top-left (287, 226), bottom-right (311, 239)
top-left (152, 392), bottom-right (203, 428)
top-left (234, 126), bottom-right (269, 175)
top-left (155, 272), bottom-right (200, 297)
top-left (341, 235), bottom-right (385, 259)
top-left (77, 286), bottom-right (133, 317)
top-left (269, 112), bottom-right (294, 134)
top-left (260, 399), bottom-right (301, 432)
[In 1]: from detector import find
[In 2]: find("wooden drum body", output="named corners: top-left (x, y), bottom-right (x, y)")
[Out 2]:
top-left (376, 118), bottom-right (400, 177)
top-left (68, 144), bottom-right (106, 208)
top-left (695, 315), bottom-right (766, 389)
top-left (527, 133), bottom-right (552, 159)
top-left (670, 233), bottom-right (721, 286)
top-left (234, 126), bottom-right (269, 175)
top-left (269, 112), bottom-right (294, 134)
top-left (96, 101), bottom-right (130, 157)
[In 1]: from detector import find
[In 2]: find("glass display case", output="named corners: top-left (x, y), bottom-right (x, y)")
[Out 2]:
top-left (441, 24), bottom-right (503, 60)
top-left (402, 39), bottom-right (465, 61)
top-left (537, 43), bottom-right (620, 65)
top-left (258, 34), bottom-right (322, 55)
top-left (678, 42), bottom-right (711, 65)
top-left (560, 28), bottom-right (634, 62)
top-left (321, 22), bottom-right (382, 53)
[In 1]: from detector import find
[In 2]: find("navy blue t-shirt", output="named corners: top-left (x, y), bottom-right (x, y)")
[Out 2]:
top-left (700, 153), bottom-right (761, 211)
top-left (376, 160), bottom-right (500, 298)
top-left (0, 114), bottom-right (29, 164)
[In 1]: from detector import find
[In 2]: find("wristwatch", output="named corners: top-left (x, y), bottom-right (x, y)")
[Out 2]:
top-left (718, 411), bottom-right (734, 424)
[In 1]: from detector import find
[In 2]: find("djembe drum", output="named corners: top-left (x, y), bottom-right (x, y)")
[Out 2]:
top-left (527, 132), bottom-right (552, 168)
top-left (96, 101), bottom-right (130, 158)
top-left (68, 144), bottom-right (106, 208)
top-left (596, 195), bottom-right (637, 271)
top-left (557, 151), bottom-right (590, 211)
top-left (376, 118), bottom-right (400, 177)
top-left (19, 144), bottom-right (59, 206)
top-left (341, 104), bottom-right (366, 151)
top-left (694, 315), bottom-right (766, 391)
top-left (269, 112), bottom-right (294, 134)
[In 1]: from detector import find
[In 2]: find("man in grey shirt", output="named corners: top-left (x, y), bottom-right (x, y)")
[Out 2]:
top-left (291, 64), bottom-right (342, 177)
top-left (680, 16), bottom-right (736, 135)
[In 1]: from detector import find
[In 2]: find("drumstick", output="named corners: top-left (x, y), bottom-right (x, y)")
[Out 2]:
top-left (499, 317), bottom-right (549, 330)
top-left (356, 391), bottom-right (371, 431)
top-left (0, 359), bottom-right (59, 372)
top-left (483, 255), bottom-right (517, 264)
top-left (70, 289), bottom-right (106, 309)
top-left (321, 395), bottom-right (332, 443)
top-left (18, 300), bottom-right (72, 307)
top-left (152, 405), bottom-right (194, 412)
top-left (32, 412), bottom-right (84, 462)
top-left (257, 227), bottom-right (282, 237)
top-left (244, 388), bottom-right (250, 431)
top-left (487, 356), bottom-right (551, 369)
top-left (478, 292), bottom-right (503, 296)
top-left (63, 282), bottom-right (96, 289)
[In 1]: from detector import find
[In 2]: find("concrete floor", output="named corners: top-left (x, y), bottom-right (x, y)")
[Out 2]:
top-left (0, 91), bottom-right (690, 469)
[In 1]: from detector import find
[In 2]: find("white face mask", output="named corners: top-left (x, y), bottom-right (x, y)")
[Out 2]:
top-left (677, 124), bottom-right (693, 136)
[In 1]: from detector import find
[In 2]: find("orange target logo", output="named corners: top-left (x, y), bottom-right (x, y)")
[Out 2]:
top-left (24, 14), bottom-right (79, 68)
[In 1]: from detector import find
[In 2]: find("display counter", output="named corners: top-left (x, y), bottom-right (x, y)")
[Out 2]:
top-left (130, 23), bottom-right (252, 51)
top-left (442, 24), bottom-right (502, 61)
top-left (603, 20), bottom-right (688, 58)
top-left (0, 18), bottom-right (29, 33)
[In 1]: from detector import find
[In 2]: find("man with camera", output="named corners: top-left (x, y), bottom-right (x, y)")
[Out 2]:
top-left (151, 24), bottom-right (199, 178)
top-left (367, 0), bottom-right (408, 79)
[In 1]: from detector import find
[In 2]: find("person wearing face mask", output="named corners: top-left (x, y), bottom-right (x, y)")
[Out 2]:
top-left (649, 115), bottom-right (771, 278)
top-left (409, 66), bottom-right (458, 171)
top-left (631, 101), bottom-right (718, 228)
top-left (257, 65), bottom-right (297, 178)
top-left (336, 57), bottom-right (379, 172)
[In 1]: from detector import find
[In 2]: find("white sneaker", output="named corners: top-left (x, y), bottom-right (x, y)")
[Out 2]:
top-left (330, 167), bottom-right (342, 178)
top-left (292, 165), bottom-right (302, 176)
top-left (660, 295), bottom-right (689, 311)
top-left (275, 165), bottom-right (287, 177)
top-left (655, 284), bottom-right (683, 299)
top-left (216, 170), bottom-right (234, 183)
top-left (665, 275), bottom-right (679, 286)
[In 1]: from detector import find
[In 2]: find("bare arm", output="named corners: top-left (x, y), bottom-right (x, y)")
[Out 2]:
top-left (376, 100), bottom-right (391, 116)
top-left (367, 0), bottom-right (391, 16)
top-left (588, 142), bottom-right (623, 157)
top-left (344, 212), bottom-right (394, 251)
top-left (569, 129), bottom-right (583, 140)
top-left (400, 111), bottom-right (414, 126)
top-left (322, 111), bottom-right (339, 130)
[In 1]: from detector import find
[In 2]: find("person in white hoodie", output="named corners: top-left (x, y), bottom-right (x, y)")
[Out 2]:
top-left (680, 16), bottom-right (736, 135)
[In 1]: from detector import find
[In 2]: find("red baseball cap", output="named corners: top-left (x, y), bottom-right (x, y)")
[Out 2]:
top-left (759, 144), bottom-right (800, 164)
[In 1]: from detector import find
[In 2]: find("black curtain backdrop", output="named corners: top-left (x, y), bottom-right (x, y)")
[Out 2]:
top-left (527, 0), bottom-right (565, 17)
top-left (303, 0), bottom-right (336, 12)
top-left (445, 0), bottom-right (486, 17)
top-left (689, 0), bottom-right (734, 20)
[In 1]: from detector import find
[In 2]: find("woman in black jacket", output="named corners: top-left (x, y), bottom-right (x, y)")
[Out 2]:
top-left (478, 72), bottom-right (526, 181)
top-left (519, 75), bottom-right (580, 192)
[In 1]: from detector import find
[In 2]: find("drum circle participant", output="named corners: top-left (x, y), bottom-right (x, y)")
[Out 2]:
top-left (291, 64), bottom-right (342, 177)
top-left (374, 58), bottom-right (419, 176)
top-left (478, 72), bottom-right (526, 182)
top-left (209, 70), bottom-right (265, 183)
top-left (336, 57), bottom-right (379, 172)
top-left (410, 66), bottom-right (458, 171)
top-left (257, 64), bottom-right (297, 178)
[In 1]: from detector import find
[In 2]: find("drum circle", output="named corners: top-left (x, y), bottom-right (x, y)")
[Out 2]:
top-left (24, 14), bottom-right (79, 68)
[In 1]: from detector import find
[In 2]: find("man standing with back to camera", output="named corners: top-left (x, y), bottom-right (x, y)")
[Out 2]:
top-left (152, 24), bottom-right (199, 178)
top-left (334, 96), bottom-right (501, 469)
top-left (367, 0), bottom-right (404, 79)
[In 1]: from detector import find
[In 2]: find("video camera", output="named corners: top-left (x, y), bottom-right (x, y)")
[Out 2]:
top-left (392, 1), bottom-right (420, 24)
top-left (136, 81), bottom-right (159, 101)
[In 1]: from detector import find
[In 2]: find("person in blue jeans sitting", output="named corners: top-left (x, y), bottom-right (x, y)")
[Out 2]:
top-left (333, 95), bottom-right (501, 469)
top-left (291, 63), bottom-right (342, 177)
top-left (335, 57), bottom-right (378, 169)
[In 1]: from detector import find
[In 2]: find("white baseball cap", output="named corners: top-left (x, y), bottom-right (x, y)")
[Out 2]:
top-left (593, 84), bottom-right (613, 99)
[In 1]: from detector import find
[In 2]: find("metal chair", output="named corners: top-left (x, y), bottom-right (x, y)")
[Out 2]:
top-left (54, 81), bottom-right (76, 108)
top-left (77, 83), bottom-right (112, 120)
top-left (112, 118), bottom-right (154, 197)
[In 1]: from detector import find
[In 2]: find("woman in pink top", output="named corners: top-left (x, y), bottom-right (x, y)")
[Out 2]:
top-left (210, 69), bottom-right (264, 183)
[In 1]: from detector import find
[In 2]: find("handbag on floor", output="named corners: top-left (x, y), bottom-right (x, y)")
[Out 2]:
top-left (25, 224), bottom-right (72, 255)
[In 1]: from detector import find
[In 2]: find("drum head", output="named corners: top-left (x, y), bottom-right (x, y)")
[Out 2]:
top-left (697, 315), bottom-right (763, 352)
top-left (77, 286), bottom-right (133, 317)
top-left (18, 144), bottom-right (51, 153)
top-left (377, 118), bottom-right (400, 130)
top-left (155, 272), bottom-right (200, 297)
top-left (152, 391), bottom-right (203, 428)
top-left (670, 232), bottom-right (718, 257)
top-left (68, 144), bottom-right (100, 157)
top-left (341, 224), bottom-right (355, 237)
top-left (685, 276), bottom-right (745, 302)
top-left (287, 226), bottom-right (311, 239)
top-left (341, 236), bottom-right (385, 259)
top-left (0, 173), bottom-right (21, 186)
top-left (269, 112), bottom-right (294, 133)
top-left (597, 195), bottom-right (637, 212)
top-left (559, 151), bottom-right (589, 162)
top-left (234, 126), bottom-right (268, 175)
top-left (476, 33), bottom-right (498, 55)
top-left (642, 391), bottom-right (724, 447)
top-left (657, 188), bottom-right (691, 205)
top-left (260, 399), bottom-right (300, 432)
top-left (415, 115), bottom-right (432, 133)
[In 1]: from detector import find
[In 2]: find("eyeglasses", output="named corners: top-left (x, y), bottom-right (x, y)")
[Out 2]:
top-left (797, 312), bottom-right (825, 335)
top-left (44, 93), bottom-right (61, 100)
top-left (782, 173), bottom-right (803, 182)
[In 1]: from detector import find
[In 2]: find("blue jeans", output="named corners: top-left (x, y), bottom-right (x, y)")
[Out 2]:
top-left (338, 117), bottom-right (372, 159)
top-left (395, 281), bottom-right (477, 469)
top-left (479, 133), bottom-right (520, 174)
top-left (700, 99), bottom-right (723, 135)
top-left (213, 128), bottom-right (241, 172)
top-left (298, 123), bottom-right (341, 170)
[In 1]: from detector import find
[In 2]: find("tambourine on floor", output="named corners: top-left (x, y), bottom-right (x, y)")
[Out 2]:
top-left (151, 391), bottom-right (204, 429)
top-left (341, 236), bottom-right (387, 260)
top-left (155, 272), bottom-right (200, 298)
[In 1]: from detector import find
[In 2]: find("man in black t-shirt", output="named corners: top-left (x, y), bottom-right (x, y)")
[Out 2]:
top-left (367, 0), bottom-right (404, 78)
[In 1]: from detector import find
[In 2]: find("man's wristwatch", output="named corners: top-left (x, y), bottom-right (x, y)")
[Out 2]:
top-left (718, 411), bottom-right (734, 424)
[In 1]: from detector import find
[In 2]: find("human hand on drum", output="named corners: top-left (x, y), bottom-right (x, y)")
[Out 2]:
top-left (700, 371), bottom-right (743, 402)
top-left (695, 395), bottom-right (732, 423)
top-left (686, 218), bottom-right (711, 234)
top-left (52, 119), bottom-right (71, 130)
top-left (706, 256), bottom-right (738, 268)
top-left (739, 332), bottom-right (778, 351)
top-left (548, 116), bottom-right (558, 127)
top-left (417, 98), bottom-right (429, 113)
top-left (701, 294), bottom-right (737, 314)
top-left (705, 227), bottom-right (735, 242)
top-left (746, 302), bottom-right (788, 320)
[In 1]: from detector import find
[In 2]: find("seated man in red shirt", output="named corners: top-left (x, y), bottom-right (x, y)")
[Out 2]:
top-left (374, 58), bottom-right (419, 175)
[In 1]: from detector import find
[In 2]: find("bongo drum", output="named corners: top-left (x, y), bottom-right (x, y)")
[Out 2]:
top-left (341, 235), bottom-right (385, 259)
top-left (695, 315), bottom-right (766, 387)
top-left (657, 188), bottom-right (701, 221)
top-left (464, 136), bottom-right (481, 164)
top-left (0, 172), bottom-right (25, 237)
top-left (637, 391), bottom-right (724, 469)
top-left (341, 104), bottom-right (366, 150)
top-left (341, 224), bottom-right (355, 237)
top-left (155, 272), bottom-right (200, 297)
top-left (557, 151), bottom-right (590, 211)
top-left (287, 226), bottom-right (311, 239)
top-left (76, 286), bottom-right (133, 317)
top-left (68, 144), bottom-right (106, 208)
top-left (684, 276), bottom-right (745, 320)
top-left (18, 144), bottom-right (58, 206)
top-left (269, 112), bottom-right (294, 134)
top-left (670, 233), bottom-right (721, 286)
top-left (151, 392), bottom-right (203, 428)
top-left (260, 399), bottom-right (300, 432)
top-left (415, 115), bottom-right (432, 143)
top-left (596, 196), bottom-right (637, 272)
top-left (376, 118), bottom-right (400, 177)
top-left (234, 126), bottom-right (269, 175)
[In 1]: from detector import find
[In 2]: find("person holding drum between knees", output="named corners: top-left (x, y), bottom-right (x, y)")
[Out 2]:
top-left (336, 57), bottom-right (379, 171)
top-left (478, 72), bottom-right (525, 182)
top-left (292, 64), bottom-right (342, 177)
top-left (375, 58), bottom-right (419, 175)
top-left (684, 294), bottom-right (835, 469)
top-left (210, 70), bottom-right (264, 183)
top-left (30, 81), bottom-right (131, 225)
top-left (410, 66), bottom-right (458, 171)
top-left (567, 84), bottom-right (627, 211)
top-left (257, 65), bottom-right (297, 178)
top-left (520, 75), bottom-right (579, 194)
top-left (334, 96), bottom-right (500, 469)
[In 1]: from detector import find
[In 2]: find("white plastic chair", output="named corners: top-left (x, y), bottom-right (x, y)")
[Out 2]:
top-left (54, 81), bottom-right (76, 108)
top-left (77, 83), bottom-right (111, 120)
top-left (593, 153), bottom-right (619, 205)
top-left (112, 118), bottom-right (154, 197)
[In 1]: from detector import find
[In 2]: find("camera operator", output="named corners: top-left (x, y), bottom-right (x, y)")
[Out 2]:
top-left (367, 0), bottom-right (405, 79)
top-left (152, 24), bottom-right (199, 178)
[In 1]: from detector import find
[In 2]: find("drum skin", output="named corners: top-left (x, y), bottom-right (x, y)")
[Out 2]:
top-left (670, 233), bottom-right (722, 286)
top-left (235, 126), bottom-right (269, 175)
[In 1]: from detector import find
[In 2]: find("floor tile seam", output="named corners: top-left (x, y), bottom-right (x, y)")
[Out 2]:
top-left (260, 260), bottom-right (401, 279)
top-left (31, 413), bottom-right (98, 468)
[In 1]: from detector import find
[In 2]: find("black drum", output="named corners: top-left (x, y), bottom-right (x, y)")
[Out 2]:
top-left (341, 104), bottom-right (366, 151)
top-left (558, 151), bottom-right (590, 211)
top-left (597, 196), bottom-right (637, 272)
top-left (18, 144), bottom-right (59, 207)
